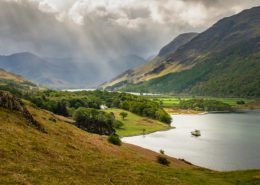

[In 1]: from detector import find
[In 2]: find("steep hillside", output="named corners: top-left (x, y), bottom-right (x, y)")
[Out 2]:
top-left (101, 33), bottom-right (199, 89)
top-left (158, 32), bottom-right (198, 57)
top-left (105, 6), bottom-right (260, 97)
top-left (0, 96), bottom-right (260, 184)
top-left (0, 68), bottom-right (39, 96)
top-left (0, 68), bottom-right (27, 83)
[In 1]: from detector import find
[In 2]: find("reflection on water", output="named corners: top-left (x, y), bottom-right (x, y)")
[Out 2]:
top-left (122, 110), bottom-right (260, 171)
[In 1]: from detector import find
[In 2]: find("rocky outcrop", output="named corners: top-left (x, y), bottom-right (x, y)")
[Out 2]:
top-left (0, 91), bottom-right (44, 132)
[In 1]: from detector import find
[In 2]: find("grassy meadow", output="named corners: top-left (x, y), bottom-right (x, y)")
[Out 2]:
top-left (104, 108), bottom-right (171, 136)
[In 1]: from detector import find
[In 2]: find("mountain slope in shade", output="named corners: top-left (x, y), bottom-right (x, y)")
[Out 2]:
top-left (0, 52), bottom-right (72, 88)
top-left (101, 33), bottom-right (199, 89)
top-left (158, 32), bottom-right (198, 57)
top-left (104, 6), bottom-right (260, 97)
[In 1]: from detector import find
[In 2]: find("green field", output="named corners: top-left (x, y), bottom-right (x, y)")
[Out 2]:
top-left (150, 96), bottom-right (257, 108)
top-left (104, 108), bottom-right (171, 136)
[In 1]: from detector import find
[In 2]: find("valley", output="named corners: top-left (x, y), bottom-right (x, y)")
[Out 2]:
top-left (0, 2), bottom-right (260, 184)
top-left (0, 92), bottom-right (260, 184)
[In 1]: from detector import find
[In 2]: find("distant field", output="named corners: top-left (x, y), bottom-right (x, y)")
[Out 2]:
top-left (104, 108), bottom-right (171, 136)
top-left (149, 96), bottom-right (257, 108)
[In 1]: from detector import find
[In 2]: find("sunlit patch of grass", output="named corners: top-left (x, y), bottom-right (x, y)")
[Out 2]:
top-left (150, 96), bottom-right (257, 108)
top-left (104, 108), bottom-right (171, 136)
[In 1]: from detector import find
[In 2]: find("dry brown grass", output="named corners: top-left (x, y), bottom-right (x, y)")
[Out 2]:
top-left (0, 69), bottom-right (27, 83)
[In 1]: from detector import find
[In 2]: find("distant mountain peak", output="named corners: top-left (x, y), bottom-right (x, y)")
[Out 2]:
top-left (9, 52), bottom-right (37, 57)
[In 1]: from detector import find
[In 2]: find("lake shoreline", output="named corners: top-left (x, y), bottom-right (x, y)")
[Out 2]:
top-left (123, 111), bottom-right (260, 171)
top-left (120, 125), bottom-right (175, 137)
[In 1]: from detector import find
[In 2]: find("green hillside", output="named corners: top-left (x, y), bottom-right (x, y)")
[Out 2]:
top-left (122, 37), bottom-right (260, 97)
top-left (105, 6), bottom-right (260, 97)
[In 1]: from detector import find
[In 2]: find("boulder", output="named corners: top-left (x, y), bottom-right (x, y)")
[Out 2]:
top-left (0, 91), bottom-right (44, 132)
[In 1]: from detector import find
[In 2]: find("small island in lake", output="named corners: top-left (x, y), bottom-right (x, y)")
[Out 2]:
top-left (191, 130), bottom-right (201, 137)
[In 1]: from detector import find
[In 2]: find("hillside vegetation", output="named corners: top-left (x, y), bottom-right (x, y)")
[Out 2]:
top-left (0, 68), bottom-right (39, 97)
top-left (28, 90), bottom-right (172, 125)
top-left (1, 102), bottom-right (260, 184)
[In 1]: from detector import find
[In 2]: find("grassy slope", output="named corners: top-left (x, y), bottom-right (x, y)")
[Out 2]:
top-left (0, 68), bottom-right (27, 83)
top-left (104, 108), bottom-right (171, 136)
top-left (0, 106), bottom-right (260, 184)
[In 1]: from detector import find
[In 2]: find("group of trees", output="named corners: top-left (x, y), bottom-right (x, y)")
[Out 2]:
top-left (73, 108), bottom-right (119, 135)
top-left (177, 99), bottom-right (232, 111)
top-left (27, 90), bottom-right (172, 124)
top-left (108, 93), bottom-right (171, 124)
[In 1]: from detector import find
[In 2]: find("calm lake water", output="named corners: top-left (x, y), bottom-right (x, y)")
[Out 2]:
top-left (122, 110), bottom-right (260, 171)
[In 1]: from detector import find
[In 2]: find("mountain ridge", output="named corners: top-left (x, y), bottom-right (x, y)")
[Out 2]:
top-left (100, 32), bottom-right (200, 89)
top-left (102, 6), bottom-right (260, 97)
top-left (158, 32), bottom-right (199, 57)
top-left (0, 52), bottom-right (146, 89)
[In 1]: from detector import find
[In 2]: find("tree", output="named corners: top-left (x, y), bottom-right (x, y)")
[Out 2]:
top-left (120, 112), bottom-right (128, 120)
top-left (73, 108), bottom-right (115, 135)
top-left (55, 101), bottom-right (69, 117)
top-left (107, 135), bottom-right (121, 146)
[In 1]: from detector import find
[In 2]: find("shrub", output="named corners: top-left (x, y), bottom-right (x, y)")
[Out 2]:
top-left (120, 112), bottom-right (128, 120)
top-left (237, 100), bottom-right (245, 105)
top-left (108, 135), bottom-right (122, 146)
top-left (159, 149), bottom-right (165, 155)
top-left (113, 120), bottom-right (124, 129)
top-left (157, 155), bottom-right (170, 166)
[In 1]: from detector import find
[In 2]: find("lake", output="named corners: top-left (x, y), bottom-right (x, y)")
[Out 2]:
top-left (122, 110), bottom-right (260, 171)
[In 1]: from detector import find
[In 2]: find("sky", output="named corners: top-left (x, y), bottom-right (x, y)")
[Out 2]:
top-left (0, 0), bottom-right (260, 61)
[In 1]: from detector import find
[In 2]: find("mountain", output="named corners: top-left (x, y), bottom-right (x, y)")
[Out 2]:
top-left (103, 6), bottom-right (260, 97)
top-left (0, 53), bottom-right (145, 89)
top-left (106, 55), bottom-right (146, 78)
top-left (0, 52), bottom-right (71, 88)
top-left (101, 32), bottom-right (199, 89)
top-left (158, 32), bottom-right (198, 57)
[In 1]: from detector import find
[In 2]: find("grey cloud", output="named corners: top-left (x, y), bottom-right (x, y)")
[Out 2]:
top-left (0, 0), bottom-right (260, 67)
top-left (182, 0), bottom-right (260, 8)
